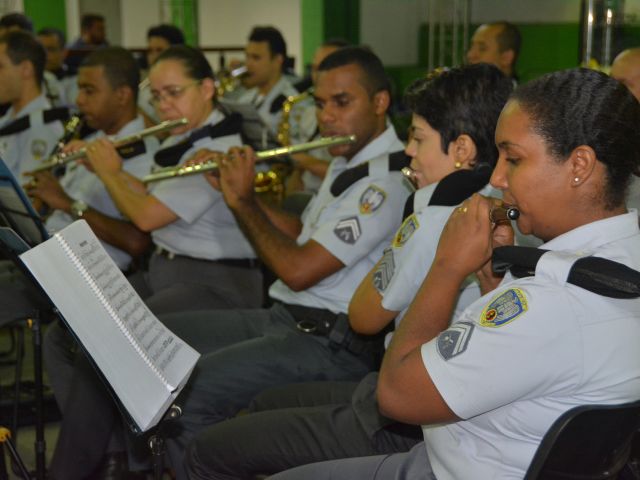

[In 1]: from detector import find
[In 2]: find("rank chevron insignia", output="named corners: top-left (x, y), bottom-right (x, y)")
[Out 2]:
top-left (437, 322), bottom-right (474, 360)
top-left (373, 247), bottom-right (395, 293)
top-left (333, 217), bottom-right (361, 244)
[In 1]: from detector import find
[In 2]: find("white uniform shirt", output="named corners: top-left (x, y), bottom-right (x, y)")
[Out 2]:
top-left (149, 110), bottom-right (256, 260)
top-left (234, 76), bottom-right (298, 148)
top-left (46, 116), bottom-right (157, 270)
top-left (270, 125), bottom-right (411, 313)
top-left (421, 211), bottom-right (640, 479)
top-left (0, 94), bottom-right (65, 181)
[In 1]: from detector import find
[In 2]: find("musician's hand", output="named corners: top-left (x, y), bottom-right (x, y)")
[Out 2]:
top-left (475, 205), bottom-right (515, 294)
top-left (61, 139), bottom-right (87, 155)
top-left (218, 146), bottom-right (256, 209)
top-left (84, 138), bottom-right (123, 176)
top-left (184, 148), bottom-right (225, 190)
top-left (434, 194), bottom-right (496, 281)
top-left (24, 171), bottom-right (72, 212)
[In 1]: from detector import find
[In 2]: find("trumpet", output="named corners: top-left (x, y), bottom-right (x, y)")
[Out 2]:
top-left (490, 204), bottom-right (520, 223)
top-left (142, 135), bottom-right (357, 184)
top-left (29, 118), bottom-right (189, 174)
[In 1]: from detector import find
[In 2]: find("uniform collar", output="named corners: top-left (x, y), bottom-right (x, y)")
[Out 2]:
top-left (2, 93), bottom-right (51, 122)
top-left (336, 124), bottom-right (403, 169)
top-left (113, 115), bottom-right (146, 139)
top-left (541, 210), bottom-right (639, 252)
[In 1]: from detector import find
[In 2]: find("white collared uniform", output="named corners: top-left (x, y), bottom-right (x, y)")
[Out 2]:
top-left (0, 94), bottom-right (65, 181)
top-left (149, 110), bottom-right (256, 261)
top-left (378, 182), bottom-right (499, 343)
top-left (421, 211), bottom-right (640, 479)
top-left (232, 76), bottom-right (298, 148)
top-left (46, 116), bottom-right (157, 270)
top-left (270, 125), bottom-right (412, 313)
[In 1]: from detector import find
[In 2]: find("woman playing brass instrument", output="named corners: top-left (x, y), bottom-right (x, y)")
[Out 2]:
top-left (84, 45), bottom-right (263, 314)
top-left (278, 68), bottom-right (640, 480)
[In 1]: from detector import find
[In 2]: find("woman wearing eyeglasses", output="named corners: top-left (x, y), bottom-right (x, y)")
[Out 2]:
top-left (85, 45), bottom-right (263, 314)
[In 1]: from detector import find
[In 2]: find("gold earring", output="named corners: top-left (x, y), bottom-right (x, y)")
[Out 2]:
top-left (454, 161), bottom-right (462, 169)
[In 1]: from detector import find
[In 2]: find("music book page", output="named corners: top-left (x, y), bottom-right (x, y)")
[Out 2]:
top-left (19, 220), bottom-right (200, 432)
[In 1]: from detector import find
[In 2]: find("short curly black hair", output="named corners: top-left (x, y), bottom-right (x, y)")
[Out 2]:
top-left (512, 67), bottom-right (640, 210)
top-left (404, 63), bottom-right (513, 176)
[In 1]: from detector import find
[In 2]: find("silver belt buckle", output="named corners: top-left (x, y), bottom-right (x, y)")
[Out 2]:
top-left (296, 320), bottom-right (317, 334)
top-left (155, 246), bottom-right (175, 260)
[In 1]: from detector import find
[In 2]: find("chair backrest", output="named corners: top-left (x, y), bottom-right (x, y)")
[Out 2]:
top-left (524, 400), bottom-right (640, 480)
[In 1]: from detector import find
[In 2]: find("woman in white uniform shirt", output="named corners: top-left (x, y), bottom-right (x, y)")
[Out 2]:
top-left (87, 45), bottom-right (262, 314)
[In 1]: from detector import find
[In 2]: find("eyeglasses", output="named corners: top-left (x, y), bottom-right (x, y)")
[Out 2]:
top-left (149, 80), bottom-right (201, 106)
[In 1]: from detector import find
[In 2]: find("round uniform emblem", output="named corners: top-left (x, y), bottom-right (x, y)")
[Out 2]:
top-left (31, 139), bottom-right (48, 161)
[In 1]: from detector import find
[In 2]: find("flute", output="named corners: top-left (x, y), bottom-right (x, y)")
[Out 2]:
top-left (28, 118), bottom-right (188, 174)
top-left (489, 204), bottom-right (520, 223)
top-left (142, 134), bottom-right (357, 184)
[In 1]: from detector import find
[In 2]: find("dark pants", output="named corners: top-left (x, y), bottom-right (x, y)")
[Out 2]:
top-left (159, 303), bottom-right (379, 480)
top-left (269, 442), bottom-right (436, 480)
top-left (44, 258), bottom-right (263, 480)
top-left (186, 372), bottom-right (422, 479)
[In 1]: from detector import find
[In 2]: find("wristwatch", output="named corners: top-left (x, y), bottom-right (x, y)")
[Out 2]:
top-left (70, 199), bottom-right (89, 219)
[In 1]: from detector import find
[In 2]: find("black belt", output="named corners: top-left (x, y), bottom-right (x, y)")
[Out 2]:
top-left (154, 246), bottom-right (259, 269)
top-left (279, 302), bottom-right (385, 356)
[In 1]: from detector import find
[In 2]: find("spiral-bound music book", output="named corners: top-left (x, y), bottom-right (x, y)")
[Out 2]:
top-left (16, 219), bottom-right (200, 432)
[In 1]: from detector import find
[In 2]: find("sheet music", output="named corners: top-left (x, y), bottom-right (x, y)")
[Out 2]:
top-left (18, 220), bottom-right (199, 431)
top-left (73, 235), bottom-right (184, 377)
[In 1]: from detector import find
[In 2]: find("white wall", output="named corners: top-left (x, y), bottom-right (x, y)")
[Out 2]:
top-left (359, 0), bottom-right (587, 67)
top-left (120, 0), bottom-right (161, 47)
top-left (470, 0), bottom-right (581, 23)
top-left (198, 0), bottom-right (302, 74)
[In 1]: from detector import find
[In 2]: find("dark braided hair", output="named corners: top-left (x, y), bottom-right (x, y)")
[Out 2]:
top-left (512, 68), bottom-right (640, 209)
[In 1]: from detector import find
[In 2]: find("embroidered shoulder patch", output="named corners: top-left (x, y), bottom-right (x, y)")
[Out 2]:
top-left (392, 213), bottom-right (419, 248)
top-left (479, 288), bottom-right (528, 328)
top-left (437, 322), bottom-right (474, 360)
top-left (334, 217), bottom-right (361, 244)
top-left (31, 139), bottom-right (47, 160)
top-left (359, 185), bottom-right (386, 214)
top-left (373, 247), bottom-right (395, 293)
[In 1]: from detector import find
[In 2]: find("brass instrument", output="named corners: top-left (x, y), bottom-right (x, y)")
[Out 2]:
top-left (29, 118), bottom-right (188, 174)
top-left (490, 204), bottom-right (520, 223)
top-left (142, 135), bottom-right (357, 184)
top-left (401, 166), bottom-right (418, 190)
top-left (216, 65), bottom-right (247, 95)
top-left (277, 88), bottom-right (313, 146)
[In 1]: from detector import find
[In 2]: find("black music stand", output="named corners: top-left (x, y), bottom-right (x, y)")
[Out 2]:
top-left (0, 159), bottom-right (50, 480)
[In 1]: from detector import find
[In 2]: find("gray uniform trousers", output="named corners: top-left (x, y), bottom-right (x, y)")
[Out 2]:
top-left (128, 253), bottom-right (264, 314)
top-left (186, 372), bottom-right (422, 479)
top-left (159, 302), bottom-right (379, 480)
top-left (269, 442), bottom-right (436, 480)
top-left (43, 257), bottom-right (264, 480)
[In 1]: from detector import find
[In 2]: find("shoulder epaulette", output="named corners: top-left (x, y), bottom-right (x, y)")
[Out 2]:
top-left (330, 150), bottom-right (410, 197)
top-left (154, 113), bottom-right (243, 167)
top-left (429, 169), bottom-right (490, 206)
top-left (400, 169), bottom-right (489, 221)
top-left (0, 107), bottom-right (71, 136)
top-left (492, 246), bottom-right (640, 299)
top-left (269, 94), bottom-right (288, 114)
top-left (116, 139), bottom-right (147, 159)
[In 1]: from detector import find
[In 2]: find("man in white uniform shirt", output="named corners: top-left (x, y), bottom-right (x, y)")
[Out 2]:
top-left (0, 31), bottom-right (66, 180)
top-left (148, 46), bottom-right (413, 479)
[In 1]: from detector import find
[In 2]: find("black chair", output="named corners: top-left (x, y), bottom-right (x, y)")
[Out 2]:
top-left (524, 400), bottom-right (640, 480)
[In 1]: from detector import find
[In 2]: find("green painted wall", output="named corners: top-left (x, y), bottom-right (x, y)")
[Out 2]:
top-left (301, 0), bottom-right (324, 67)
top-left (170, 0), bottom-right (198, 46)
top-left (23, 0), bottom-right (66, 33)
top-left (324, 0), bottom-right (359, 45)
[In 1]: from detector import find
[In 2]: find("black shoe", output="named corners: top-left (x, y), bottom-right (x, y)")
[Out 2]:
top-left (89, 452), bottom-right (146, 480)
